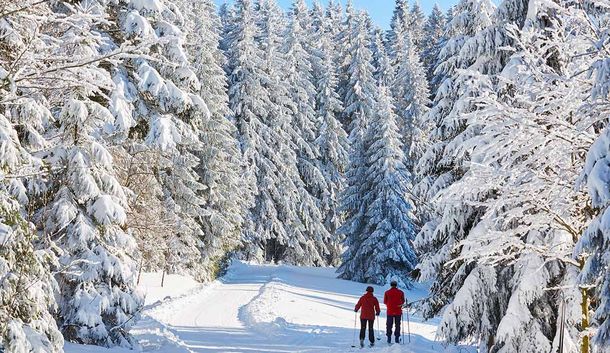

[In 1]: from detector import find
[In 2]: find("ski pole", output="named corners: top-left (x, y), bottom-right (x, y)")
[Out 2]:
top-left (351, 311), bottom-right (357, 348)
top-left (376, 315), bottom-right (381, 341)
top-left (401, 312), bottom-right (404, 344)
top-left (406, 307), bottom-right (411, 343)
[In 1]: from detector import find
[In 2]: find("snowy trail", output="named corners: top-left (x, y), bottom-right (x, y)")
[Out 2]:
top-left (140, 262), bottom-right (473, 353)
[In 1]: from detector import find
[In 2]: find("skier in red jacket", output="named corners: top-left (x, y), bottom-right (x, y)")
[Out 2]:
top-left (383, 280), bottom-right (405, 344)
top-left (354, 286), bottom-right (381, 348)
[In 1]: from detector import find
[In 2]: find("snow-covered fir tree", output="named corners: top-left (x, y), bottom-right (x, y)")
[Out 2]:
top-left (387, 0), bottom-right (410, 60)
top-left (225, 0), bottom-right (321, 265)
top-left (337, 12), bottom-right (385, 283)
top-left (416, 0), bottom-right (597, 351)
top-left (12, 2), bottom-right (145, 347)
top-left (336, 0), bottom-right (359, 129)
top-left (283, 0), bottom-right (338, 264)
top-left (422, 5), bottom-right (446, 93)
top-left (408, 2), bottom-right (426, 50)
top-left (436, 5), bottom-right (596, 351)
top-left (371, 28), bottom-right (394, 87)
top-left (324, 0), bottom-right (344, 67)
top-left (391, 31), bottom-right (430, 171)
top-left (576, 2), bottom-right (610, 351)
top-left (0, 13), bottom-right (63, 346)
top-left (310, 1), bottom-right (350, 262)
top-left (176, 0), bottom-right (250, 279)
top-left (413, 0), bottom-right (496, 325)
top-left (0, 191), bottom-right (62, 353)
top-left (356, 86), bottom-right (418, 285)
top-left (385, 0), bottom-right (431, 172)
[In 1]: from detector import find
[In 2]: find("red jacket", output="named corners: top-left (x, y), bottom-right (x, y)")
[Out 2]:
top-left (355, 292), bottom-right (381, 320)
top-left (384, 287), bottom-right (405, 316)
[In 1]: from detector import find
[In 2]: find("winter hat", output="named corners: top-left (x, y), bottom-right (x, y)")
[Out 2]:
top-left (366, 286), bottom-right (374, 292)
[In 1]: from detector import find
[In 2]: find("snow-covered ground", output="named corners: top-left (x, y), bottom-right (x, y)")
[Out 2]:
top-left (66, 262), bottom-right (474, 353)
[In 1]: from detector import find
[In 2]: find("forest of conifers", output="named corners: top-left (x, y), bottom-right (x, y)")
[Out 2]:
top-left (2, 0), bottom-right (610, 353)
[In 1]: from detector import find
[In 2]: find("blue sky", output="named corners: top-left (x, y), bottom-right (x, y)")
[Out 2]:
top-left (213, 1), bottom-right (463, 29)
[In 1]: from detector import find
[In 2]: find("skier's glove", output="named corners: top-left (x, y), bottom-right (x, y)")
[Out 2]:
top-left (376, 312), bottom-right (380, 316)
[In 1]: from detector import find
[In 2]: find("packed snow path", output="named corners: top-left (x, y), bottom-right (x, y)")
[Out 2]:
top-left (141, 262), bottom-right (472, 353)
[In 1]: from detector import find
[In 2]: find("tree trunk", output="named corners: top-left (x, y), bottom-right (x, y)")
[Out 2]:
top-left (137, 258), bottom-right (143, 285)
top-left (580, 257), bottom-right (589, 353)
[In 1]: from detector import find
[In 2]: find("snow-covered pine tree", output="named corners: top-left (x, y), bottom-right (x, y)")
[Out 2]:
top-left (387, 0), bottom-right (410, 60)
top-left (225, 0), bottom-right (317, 264)
top-left (576, 2), bottom-right (610, 351)
top-left (109, 0), bottom-right (210, 279)
top-left (0, 160), bottom-right (62, 353)
top-left (336, 0), bottom-right (358, 129)
top-left (175, 0), bottom-right (249, 279)
top-left (310, 3), bottom-right (350, 264)
top-left (412, 0), bottom-right (495, 323)
top-left (436, 3), bottom-right (597, 350)
top-left (219, 3), bottom-right (236, 55)
top-left (391, 31), bottom-right (430, 172)
top-left (387, 0), bottom-right (430, 168)
top-left (337, 12), bottom-right (381, 282)
top-left (408, 2), bottom-right (426, 50)
top-left (48, 99), bottom-right (143, 347)
top-left (310, 2), bottom-right (325, 34)
top-left (283, 0), bottom-right (338, 265)
top-left (0, 9), bottom-right (63, 345)
top-left (0, 193), bottom-right (62, 353)
top-left (355, 86), bottom-right (417, 285)
top-left (371, 28), bottom-right (394, 87)
top-left (422, 5), bottom-right (446, 93)
top-left (324, 0), bottom-right (344, 66)
top-left (11, 2), bottom-right (146, 347)
top-left (0, 1), bottom-right (154, 348)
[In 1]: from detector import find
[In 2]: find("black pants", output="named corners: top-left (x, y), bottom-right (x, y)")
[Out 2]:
top-left (386, 315), bottom-right (401, 339)
top-left (359, 319), bottom-right (375, 343)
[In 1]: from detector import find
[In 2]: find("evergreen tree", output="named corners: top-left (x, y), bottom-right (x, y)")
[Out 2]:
top-left (437, 4), bottom-right (595, 349)
top-left (576, 2), bottom-right (610, 351)
top-left (0, 185), bottom-right (62, 353)
top-left (387, 0), bottom-right (410, 57)
top-left (226, 0), bottom-right (320, 265)
top-left (416, 0), bottom-right (586, 351)
top-left (408, 2), bottom-right (426, 50)
top-left (0, 16), bottom-right (63, 345)
top-left (176, 0), bottom-right (250, 279)
top-left (283, 0), bottom-right (337, 264)
top-left (356, 86), bottom-right (417, 285)
top-left (391, 32), bottom-right (430, 171)
top-left (337, 13), bottom-right (380, 282)
top-left (422, 5), bottom-right (446, 92)
top-left (219, 3), bottom-right (236, 54)
top-left (371, 28), bottom-right (394, 87)
top-left (311, 4), bottom-right (350, 263)
top-left (324, 0), bottom-right (344, 67)
top-left (336, 0), bottom-right (358, 129)
top-left (413, 0), bottom-right (496, 325)
top-left (29, 2), bottom-right (145, 346)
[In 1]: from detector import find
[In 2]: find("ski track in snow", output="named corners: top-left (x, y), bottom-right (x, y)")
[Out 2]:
top-left (66, 262), bottom-right (475, 353)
